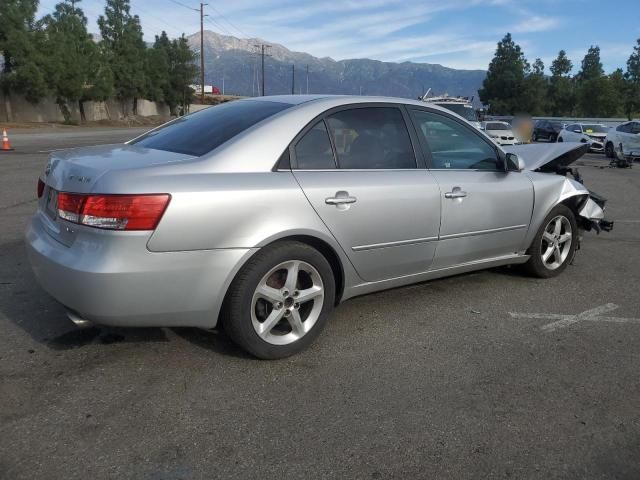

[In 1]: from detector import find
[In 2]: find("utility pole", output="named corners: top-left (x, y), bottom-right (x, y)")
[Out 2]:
top-left (200, 3), bottom-right (208, 103)
top-left (254, 44), bottom-right (271, 96)
top-left (291, 65), bottom-right (295, 95)
top-left (305, 65), bottom-right (309, 94)
top-left (261, 44), bottom-right (266, 96)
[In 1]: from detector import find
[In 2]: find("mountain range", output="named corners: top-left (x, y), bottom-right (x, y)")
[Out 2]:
top-left (186, 31), bottom-right (486, 102)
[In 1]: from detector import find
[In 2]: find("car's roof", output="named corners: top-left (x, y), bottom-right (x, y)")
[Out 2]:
top-left (250, 94), bottom-right (447, 110)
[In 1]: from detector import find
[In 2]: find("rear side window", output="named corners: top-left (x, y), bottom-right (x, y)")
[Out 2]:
top-left (616, 123), bottom-right (629, 133)
top-left (631, 123), bottom-right (640, 134)
top-left (325, 107), bottom-right (416, 169)
top-left (130, 100), bottom-right (291, 156)
top-left (294, 121), bottom-right (336, 169)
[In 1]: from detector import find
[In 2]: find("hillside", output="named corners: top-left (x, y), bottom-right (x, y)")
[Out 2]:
top-left (187, 31), bottom-right (486, 101)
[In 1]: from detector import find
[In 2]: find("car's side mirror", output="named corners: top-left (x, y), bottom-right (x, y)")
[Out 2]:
top-left (506, 152), bottom-right (525, 172)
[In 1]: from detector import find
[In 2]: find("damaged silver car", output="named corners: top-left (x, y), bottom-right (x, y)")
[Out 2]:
top-left (26, 96), bottom-right (613, 358)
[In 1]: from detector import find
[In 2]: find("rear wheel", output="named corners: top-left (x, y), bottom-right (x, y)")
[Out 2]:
top-left (523, 205), bottom-right (578, 278)
top-left (222, 241), bottom-right (335, 359)
top-left (557, 136), bottom-right (563, 142)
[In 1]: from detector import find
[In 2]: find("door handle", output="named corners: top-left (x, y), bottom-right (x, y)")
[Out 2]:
top-left (444, 187), bottom-right (467, 199)
top-left (325, 191), bottom-right (357, 205)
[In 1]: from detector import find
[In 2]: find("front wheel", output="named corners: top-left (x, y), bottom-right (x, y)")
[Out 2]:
top-left (605, 142), bottom-right (614, 158)
top-left (557, 136), bottom-right (563, 142)
top-left (221, 241), bottom-right (335, 359)
top-left (523, 205), bottom-right (578, 278)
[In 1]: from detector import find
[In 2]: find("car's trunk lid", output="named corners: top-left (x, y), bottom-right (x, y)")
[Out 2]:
top-left (43, 144), bottom-right (195, 193)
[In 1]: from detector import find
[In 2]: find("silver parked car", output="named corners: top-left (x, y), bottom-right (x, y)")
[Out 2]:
top-left (26, 96), bottom-right (612, 358)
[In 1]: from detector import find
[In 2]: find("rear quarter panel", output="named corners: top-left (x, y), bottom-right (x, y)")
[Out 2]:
top-left (141, 171), bottom-right (339, 250)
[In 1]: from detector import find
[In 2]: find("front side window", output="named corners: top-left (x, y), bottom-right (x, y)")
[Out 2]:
top-left (294, 121), bottom-right (336, 169)
top-left (131, 100), bottom-right (291, 157)
top-left (436, 103), bottom-right (478, 123)
top-left (325, 107), bottom-right (416, 169)
top-left (410, 110), bottom-right (500, 170)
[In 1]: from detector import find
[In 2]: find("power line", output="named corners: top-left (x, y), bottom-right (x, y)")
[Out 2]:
top-left (207, 5), bottom-right (250, 38)
top-left (166, 0), bottom-right (199, 12)
top-left (204, 16), bottom-right (233, 36)
top-left (130, 1), bottom-right (184, 37)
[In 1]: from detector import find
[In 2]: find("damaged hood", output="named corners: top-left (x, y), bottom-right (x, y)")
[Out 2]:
top-left (502, 142), bottom-right (590, 172)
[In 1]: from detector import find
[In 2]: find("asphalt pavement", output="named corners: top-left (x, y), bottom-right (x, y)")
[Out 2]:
top-left (0, 129), bottom-right (638, 480)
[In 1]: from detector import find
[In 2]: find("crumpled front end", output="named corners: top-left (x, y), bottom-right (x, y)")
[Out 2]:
top-left (505, 142), bottom-right (614, 234)
top-left (578, 192), bottom-right (614, 233)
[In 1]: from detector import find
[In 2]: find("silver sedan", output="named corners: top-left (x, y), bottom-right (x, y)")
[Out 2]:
top-left (26, 96), bottom-right (612, 358)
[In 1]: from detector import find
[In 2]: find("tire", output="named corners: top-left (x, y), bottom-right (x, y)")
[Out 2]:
top-left (557, 136), bottom-right (563, 142)
top-left (532, 132), bottom-right (538, 142)
top-left (523, 204), bottom-right (578, 278)
top-left (605, 142), bottom-right (614, 158)
top-left (221, 241), bottom-right (336, 359)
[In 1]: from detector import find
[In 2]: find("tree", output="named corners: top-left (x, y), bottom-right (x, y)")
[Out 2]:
top-left (166, 35), bottom-right (198, 115)
top-left (548, 50), bottom-right (575, 116)
top-left (522, 58), bottom-right (548, 116)
top-left (576, 46), bottom-right (612, 116)
top-left (145, 31), bottom-right (171, 104)
top-left (607, 68), bottom-right (628, 118)
top-left (625, 38), bottom-right (640, 119)
top-left (479, 33), bottom-right (529, 115)
top-left (0, 0), bottom-right (49, 102)
top-left (40, 1), bottom-right (98, 122)
top-left (98, 0), bottom-right (147, 113)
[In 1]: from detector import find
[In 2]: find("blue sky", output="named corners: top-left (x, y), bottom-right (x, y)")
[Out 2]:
top-left (37, 0), bottom-right (640, 72)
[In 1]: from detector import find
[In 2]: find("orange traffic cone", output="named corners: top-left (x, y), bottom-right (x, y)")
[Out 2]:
top-left (1, 128), bottom-right (14, 152)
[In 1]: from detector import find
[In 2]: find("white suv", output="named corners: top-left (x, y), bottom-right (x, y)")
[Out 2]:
top-left (558, 123), bottom-right (608, 153)
top-left (605, 121), bottom-right (640, 166)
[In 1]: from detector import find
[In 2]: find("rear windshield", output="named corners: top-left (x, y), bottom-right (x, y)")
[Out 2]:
top-left (436, 103), bottom-right (478, 122)
top-left (130, 100), bottom-right (292, 156)
top-left (485, 122), bottom-right (509, 130)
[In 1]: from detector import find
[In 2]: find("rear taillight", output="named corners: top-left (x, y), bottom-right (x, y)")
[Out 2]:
top-left (37, 179), bottom-right (45, 198)
top-left (56, 193), bottom-right (171, 231)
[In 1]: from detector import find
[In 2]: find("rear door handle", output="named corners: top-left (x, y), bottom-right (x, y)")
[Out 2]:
top-left (444, 187), bottom-right (467, 199)
top-left (325, 191), bottom-right (357, 205)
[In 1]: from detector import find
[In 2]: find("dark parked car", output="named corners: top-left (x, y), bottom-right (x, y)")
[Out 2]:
top-left (533, 120), bottom-right (565, 142)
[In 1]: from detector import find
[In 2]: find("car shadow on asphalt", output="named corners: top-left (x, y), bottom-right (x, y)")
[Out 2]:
top-left (0, 239), bottom-right (173, 350)
top-left (170, 328), bottom-right (254, 360)
top-left (0, 239), bottom-right (254, 356)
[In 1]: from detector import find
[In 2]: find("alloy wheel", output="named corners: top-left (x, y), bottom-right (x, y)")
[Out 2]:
top-left (251, 260), bottom-right (325, 345)
top-left (540, 215), bottom-right (572, 270)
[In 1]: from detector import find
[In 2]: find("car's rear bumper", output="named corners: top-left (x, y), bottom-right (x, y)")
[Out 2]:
top-left (25, 213), bottom-right (255, 328)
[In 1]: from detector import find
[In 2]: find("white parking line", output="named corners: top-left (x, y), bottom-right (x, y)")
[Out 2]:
top-left (509, 303), bottom-right (640, 332)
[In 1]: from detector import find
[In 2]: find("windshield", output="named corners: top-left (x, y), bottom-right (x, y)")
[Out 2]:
top-left (436, 103), bottom-right (478, 122)
top-left (485, 122), bottom-right (510, 130)
top-left (131, 100), bottom-right (292, 156)
top-left (582, 124), bottom-right (607, 134)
